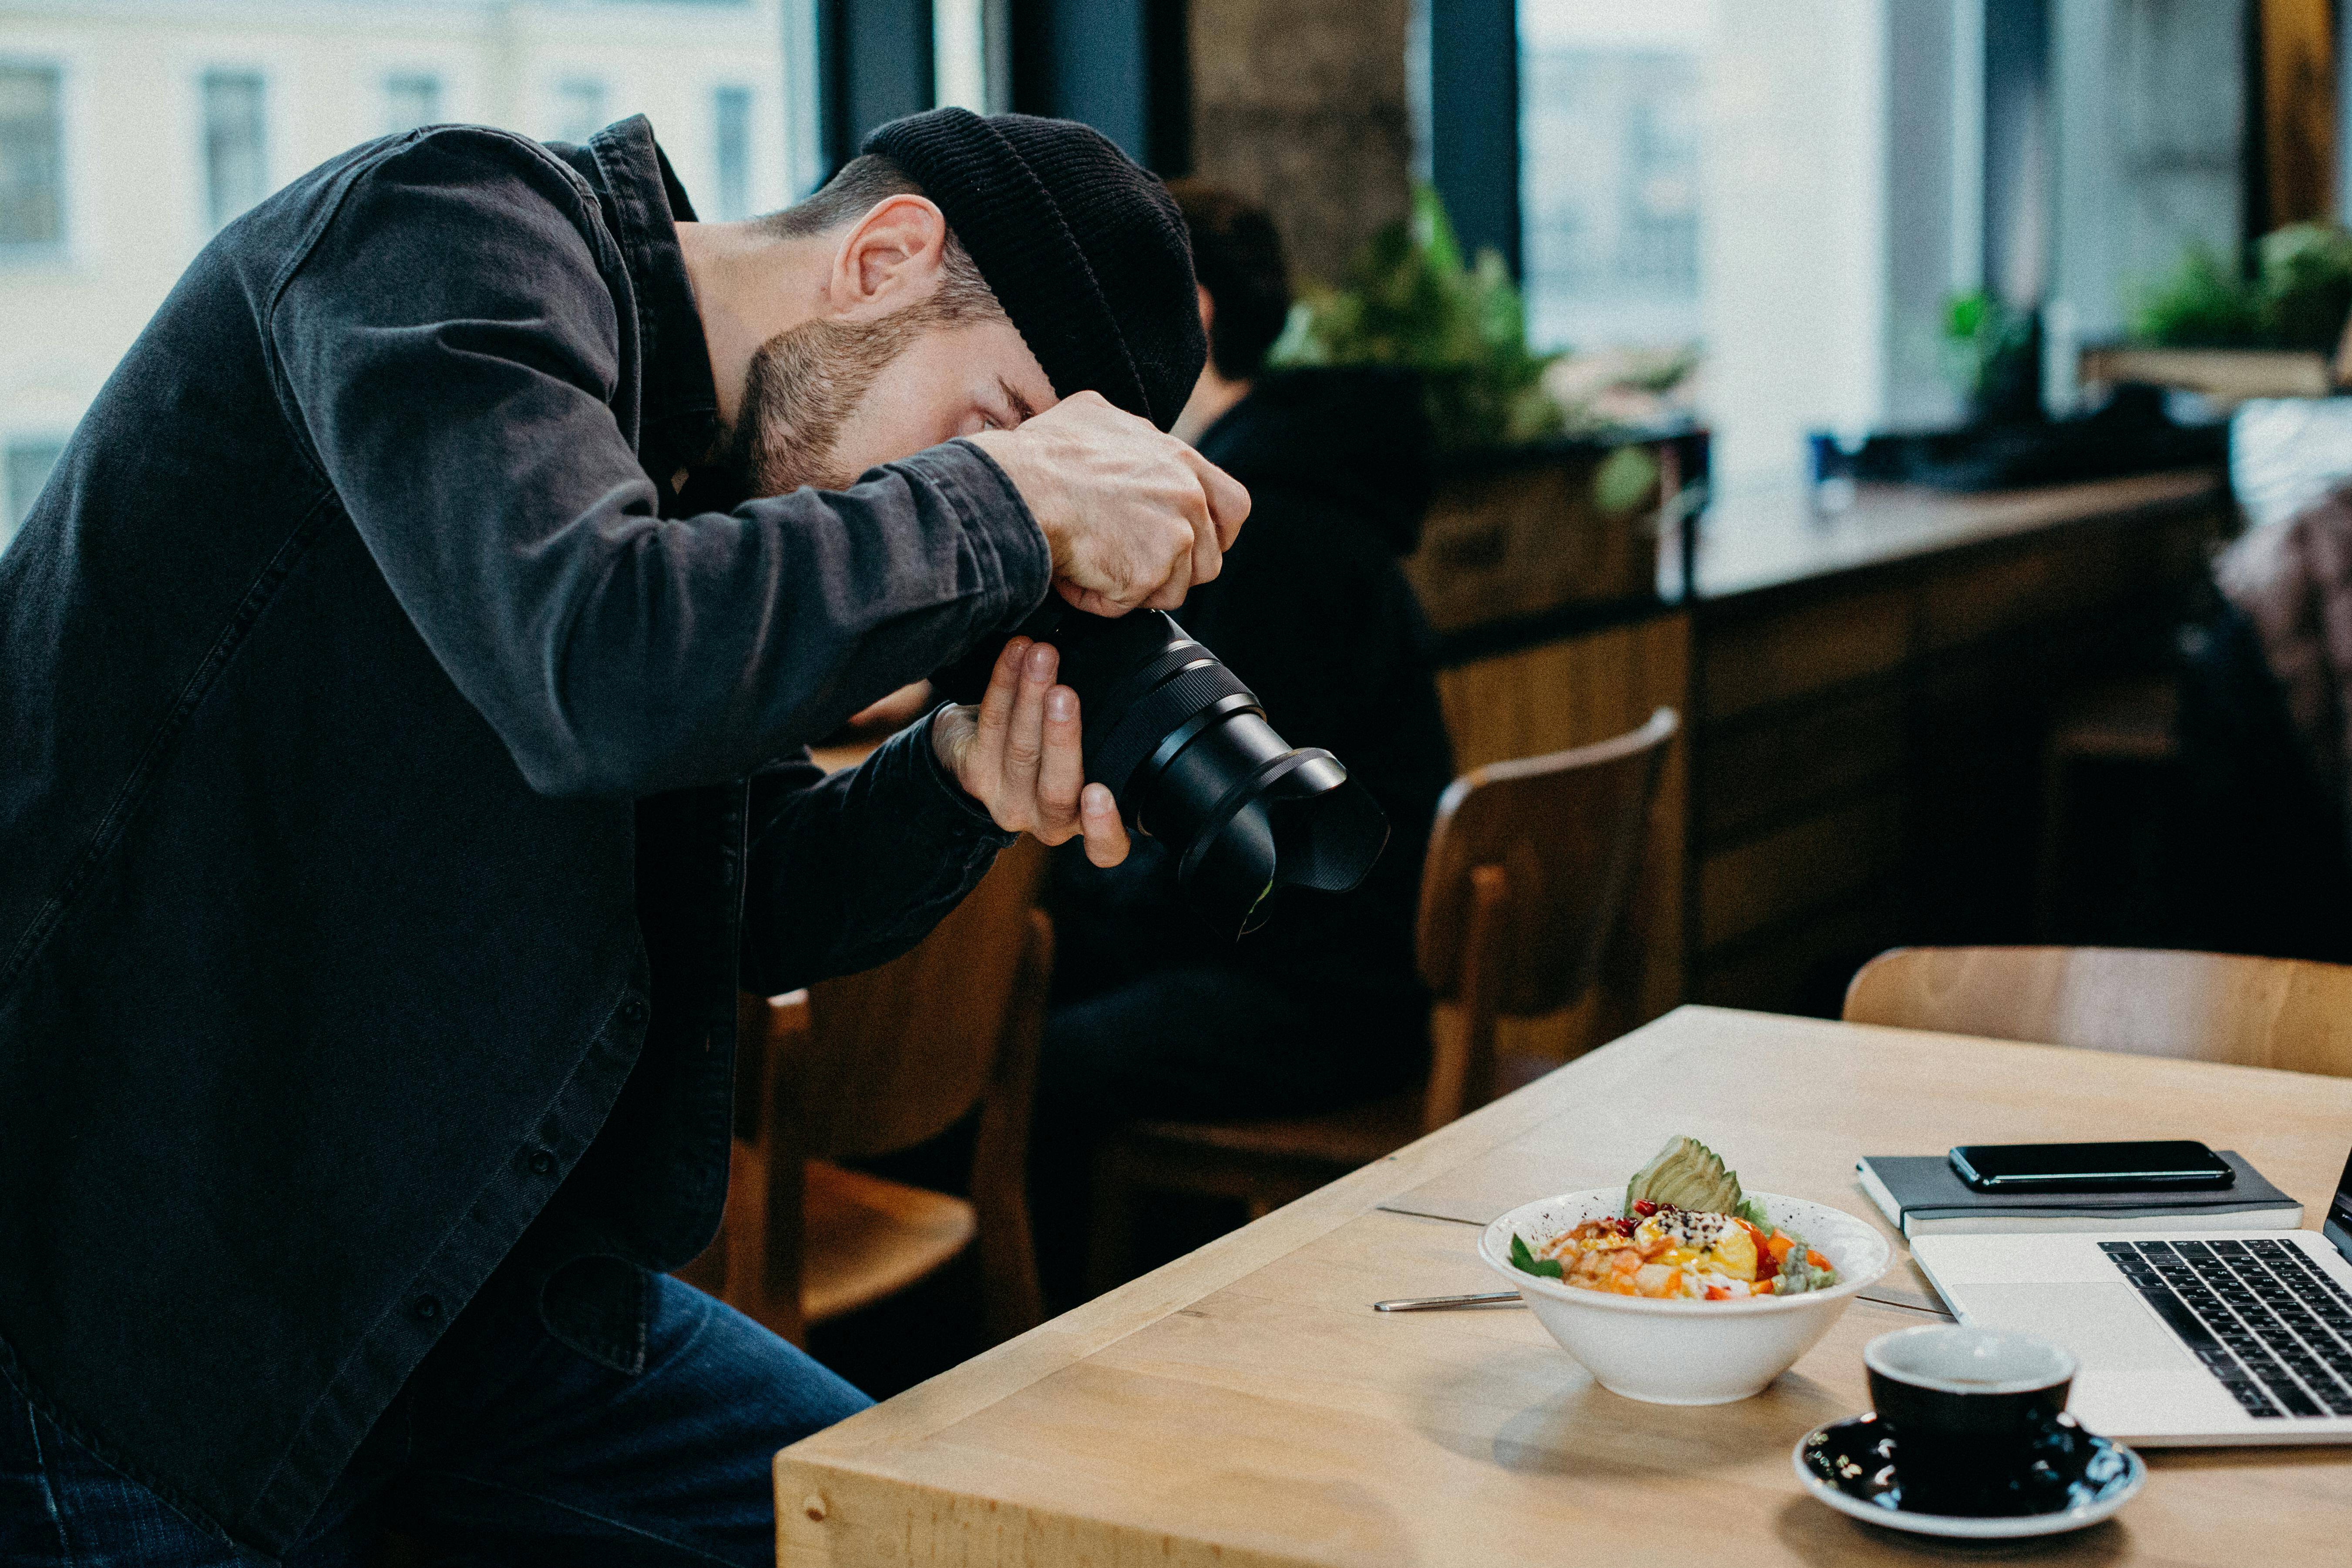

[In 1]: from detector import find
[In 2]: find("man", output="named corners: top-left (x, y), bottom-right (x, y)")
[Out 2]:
top-left (1033, 181), bottom-right (1455, 1299)
top-left (0, 108), bottom-right (1243, 1563)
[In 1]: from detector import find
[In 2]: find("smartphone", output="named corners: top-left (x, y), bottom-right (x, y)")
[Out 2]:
top-left (1948, 1139), bottom-right (2235, 1193)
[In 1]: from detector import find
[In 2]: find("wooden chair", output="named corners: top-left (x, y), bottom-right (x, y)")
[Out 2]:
top-left (680, 836), bottom-right (1053, 1346)
top-left (1086, 708), bottom-right (1680, 1292)
top-left (1842, 945), bottom-right (2352, 1078)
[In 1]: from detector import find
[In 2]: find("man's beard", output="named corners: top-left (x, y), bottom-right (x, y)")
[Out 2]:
top-left (722, 310), bottom-right (931, 498)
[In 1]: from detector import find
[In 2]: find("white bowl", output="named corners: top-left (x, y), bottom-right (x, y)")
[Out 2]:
top-left (1478, 1189), bottom-right (1892, 1405)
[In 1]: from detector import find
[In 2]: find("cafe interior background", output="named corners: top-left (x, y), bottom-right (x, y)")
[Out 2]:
top-left (6, 0), bottom-right (2352, 1400)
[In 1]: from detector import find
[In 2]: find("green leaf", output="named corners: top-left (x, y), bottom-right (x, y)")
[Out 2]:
top-left (1267, 180), bottom-right (1566, 453)
top-left (2130, 243), bottom-right (2263, 348)
top-left (1508, 1232), bottom-right (1564, 1279)
top-left (1593, 445), bottom-right (1661, 517)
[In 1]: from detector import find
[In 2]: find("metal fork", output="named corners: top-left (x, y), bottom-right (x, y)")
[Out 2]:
top-left (1370, 1290), bottom-right (1525, 1312)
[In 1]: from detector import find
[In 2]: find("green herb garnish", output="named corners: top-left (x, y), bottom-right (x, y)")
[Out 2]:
top-left (1508, 1232), bottom-right (1562, 1279)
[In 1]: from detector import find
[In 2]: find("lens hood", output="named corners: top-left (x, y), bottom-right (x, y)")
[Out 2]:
top-left (935, 600), bottom-right (1388, 937)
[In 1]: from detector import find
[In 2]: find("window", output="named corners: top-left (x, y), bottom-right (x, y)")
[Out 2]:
top-left (711, 85), bottom-right (752, 219)
top-left (554, 78), bottom-right (607, 145)
top-left (934, 0), bottom-right (1011, 116)
top-left (1519, 3), bottom-right (1704, 350)
top-left (0, 63), bottom-right (64, 252)
top-left (4, 438), bottom-right (64, 554)
top-left (384, 72), bottom-right (441, 135)
top-left (201, 70), bottom-right (267, 233)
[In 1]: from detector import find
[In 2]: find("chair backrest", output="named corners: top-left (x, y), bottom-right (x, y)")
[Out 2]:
top-left (1843, 945), bottom-right (2352, 1078)
top-left (1417, 708), bottom-right (1679, 1017)
top-left (779, 834), bottom-right (1051, 1158)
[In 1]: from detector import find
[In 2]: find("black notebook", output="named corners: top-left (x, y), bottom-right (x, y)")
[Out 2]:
top-left (1857, 1150), bottom-right (2302, 1237)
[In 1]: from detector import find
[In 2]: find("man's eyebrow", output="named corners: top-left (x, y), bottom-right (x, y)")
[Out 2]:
top-left (997, 377), bottom-right (1038, 423)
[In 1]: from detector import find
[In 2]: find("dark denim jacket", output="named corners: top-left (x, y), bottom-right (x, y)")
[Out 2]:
top-left (0, 118), bottom-right (1046, 1557)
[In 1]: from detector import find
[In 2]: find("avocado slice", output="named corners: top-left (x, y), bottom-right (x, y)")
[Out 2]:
top-left (1624, 1134), bottom-right (1744, 1215)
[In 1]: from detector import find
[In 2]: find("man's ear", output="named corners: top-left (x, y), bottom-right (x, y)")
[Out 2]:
top-left (827, 194), bottom-right (951, 319)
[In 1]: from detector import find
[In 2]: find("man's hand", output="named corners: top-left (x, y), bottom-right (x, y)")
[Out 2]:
top-left (968, 391), bottom-right (1250, 617)
top-left (932, 635), bottom-right (1130, 866)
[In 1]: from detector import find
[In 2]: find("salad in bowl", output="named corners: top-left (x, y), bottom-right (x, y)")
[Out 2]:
top-left (1478, 1137), bottom-right (1891, 1404)
top-left (1509, 1136), bottom-right (1841, 1301)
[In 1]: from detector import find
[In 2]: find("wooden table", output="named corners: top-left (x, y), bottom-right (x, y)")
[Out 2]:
top-left (776, 1007), bottom-right (2352, 1567)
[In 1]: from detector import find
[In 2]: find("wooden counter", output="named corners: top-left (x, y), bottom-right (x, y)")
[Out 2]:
top-left (1429, 469), bottom-right (2230, 1032)
top-left (1680, 470), bottom-right (2224, 603)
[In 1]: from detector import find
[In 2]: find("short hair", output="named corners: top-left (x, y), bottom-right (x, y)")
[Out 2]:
top-left (756, 153), bottom-right (999, 321)
top-left (1165, 179), bottom-right (1290, 380)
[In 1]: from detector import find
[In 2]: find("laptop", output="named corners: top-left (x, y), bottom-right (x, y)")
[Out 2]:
top-left (1909, 1140), bottom-right (2352, 1444)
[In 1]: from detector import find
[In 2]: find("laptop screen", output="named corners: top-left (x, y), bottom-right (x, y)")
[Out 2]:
top-left (2328, 1142), bottom-right (2352, 1262)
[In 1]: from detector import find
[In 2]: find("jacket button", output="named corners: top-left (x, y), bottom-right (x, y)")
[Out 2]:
top-left (413, 1296), bottom-right (441, 1322)
top-left (530, 1150), bottom-right (556, 1176)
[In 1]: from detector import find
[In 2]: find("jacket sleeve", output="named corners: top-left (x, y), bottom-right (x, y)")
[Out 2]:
top-left (267, 128), bottom-right (1048, 799)
top-left (737, 711), bottom-right (1017, 995)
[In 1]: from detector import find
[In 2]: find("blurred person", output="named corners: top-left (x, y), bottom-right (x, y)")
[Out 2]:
top-left (0, 108), bottom-right (1247, 1566)
top-left (2171, 481), bottom-right (2352, 960)
top-left (1030, 181), bottom-right (1455, 1302)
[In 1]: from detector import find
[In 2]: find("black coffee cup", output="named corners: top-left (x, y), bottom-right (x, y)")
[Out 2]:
top-left (1863, 1325), bottom-right (2079, 1515)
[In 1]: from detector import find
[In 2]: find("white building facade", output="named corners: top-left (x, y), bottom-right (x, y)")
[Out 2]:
top-left (0, 0), bottom-right (819, 549)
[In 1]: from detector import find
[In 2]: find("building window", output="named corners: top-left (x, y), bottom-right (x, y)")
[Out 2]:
top-left (711, 85), bottom-right (753, 220)
top-left (0, 63), bottom-right (64, 253)
top-left (1519, 3), bottom-right (1704, 351)
top-left (384, 72), bottom-right (442, 135)
top-left (934, 0), bottom-right (1011, 116)
top-left (201, 70), bottom-right (268, 233)
top-left (554, 78), bottom-right (607, 145)
top-left (4, 437), bottom-right (64, 554)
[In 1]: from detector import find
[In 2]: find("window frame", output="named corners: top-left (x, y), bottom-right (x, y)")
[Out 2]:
top-left (196, 64), bottom-right (271, 238)
top-left (551, 75), bottom-right (610, 146)
top-left (382, 69), bottom-right (444, 137)
top-left (0, 55), bottom-right (69, 265)
top-left (710, 82), bottom-right (755, 220)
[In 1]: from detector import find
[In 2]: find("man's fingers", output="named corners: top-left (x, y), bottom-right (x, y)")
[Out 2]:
top-left (1000, 640), bottom-right (1054, 806)
top-left (1036, 685), bottom-right (1084, 839)
top-left (968, 636), bottom-right (1027, 778)
top-left (1079, 783), bottom-right (1129, 866)
top-left (1190, 506), bottom-right (1222, 588)
top-left (1181, 447), bottom-right (1251, 551)
top-left (1142, 574), bottom-right (1189, 612)
top-left (930, 702), bottom-right (978, 780)
top-left (1178, 473), bottom-right (1221, 589)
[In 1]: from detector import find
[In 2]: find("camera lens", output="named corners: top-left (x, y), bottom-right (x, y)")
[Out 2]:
top-left (937, 601), bottom-right (1388, 937)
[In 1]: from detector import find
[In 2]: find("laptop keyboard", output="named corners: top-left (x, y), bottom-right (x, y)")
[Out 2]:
top-left (2098, 1239), bottom-right (2352, 1419)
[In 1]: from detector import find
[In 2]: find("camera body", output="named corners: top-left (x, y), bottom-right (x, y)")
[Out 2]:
top-left (939, 599), bottom-right (1387, 937)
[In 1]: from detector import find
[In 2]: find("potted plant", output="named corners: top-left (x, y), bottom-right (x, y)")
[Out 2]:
top-left (2078, 222), bottom-right (2352, 403)
top-left (1271, 186), bottom-right (1704, 636)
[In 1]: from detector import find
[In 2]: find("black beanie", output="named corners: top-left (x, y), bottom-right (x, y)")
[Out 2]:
top-left (863, 108), bottom-right (1205, 432)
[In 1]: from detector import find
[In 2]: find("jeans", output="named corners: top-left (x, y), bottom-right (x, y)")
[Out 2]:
top-left (0, 1273), bottom-right (869, 1567)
